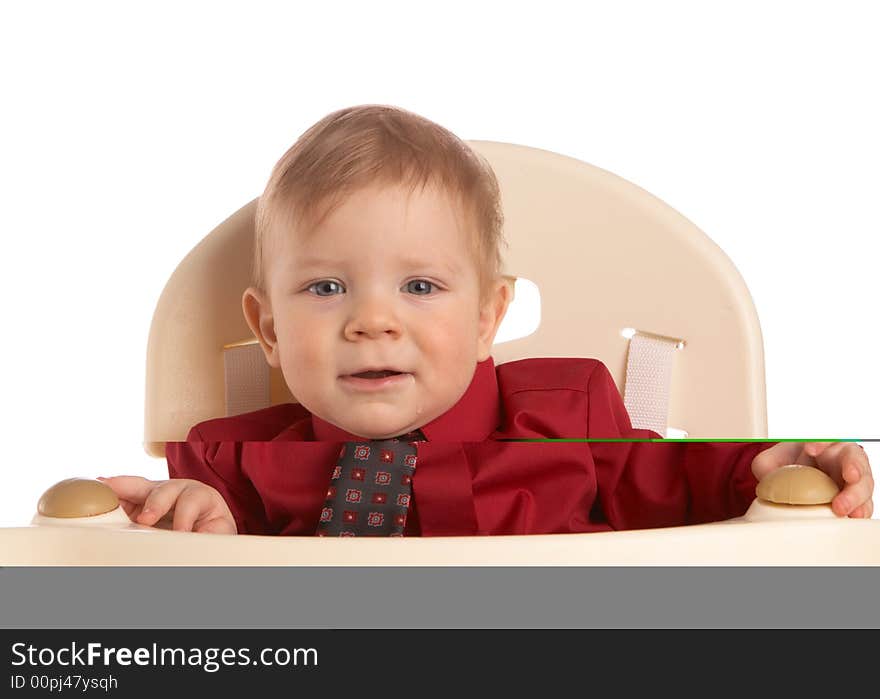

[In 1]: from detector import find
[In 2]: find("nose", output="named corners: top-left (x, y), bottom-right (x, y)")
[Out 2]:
top-left (343, 291), bottom-right (402, 341)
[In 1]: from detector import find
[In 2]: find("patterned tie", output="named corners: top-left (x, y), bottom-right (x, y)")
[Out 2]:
top-left (315, 430), bottom-right (424, 537)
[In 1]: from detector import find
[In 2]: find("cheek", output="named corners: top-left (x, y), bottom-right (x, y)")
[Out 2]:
top-left (278, 335), bottom-right (332, 407)
top-left (284, 336), bottom-right (329, 369)
top-left (275, 315), bottom-right (335, 373)
top-left (417, 311), bottom-right (480, 363)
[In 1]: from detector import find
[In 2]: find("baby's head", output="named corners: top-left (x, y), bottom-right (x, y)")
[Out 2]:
top-left (243, 105), bottom-right (512, 439)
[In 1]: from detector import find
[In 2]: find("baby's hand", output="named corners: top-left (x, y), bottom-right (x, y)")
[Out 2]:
top-left (97, 476), bottom-right (237, 534)
top-left (751, 442), bottom-right (874, 518)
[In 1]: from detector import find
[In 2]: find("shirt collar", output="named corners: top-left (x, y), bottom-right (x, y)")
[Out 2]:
top-left (309, 357), bottom-right (500, 442)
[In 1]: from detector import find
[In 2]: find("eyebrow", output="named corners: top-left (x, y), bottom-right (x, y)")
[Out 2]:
top-left (294, 256), bottom-right (461, 275)
top-left (294, 257), bottom-right (342, 270)
top-left (397, 256), bottom-right (461, 275)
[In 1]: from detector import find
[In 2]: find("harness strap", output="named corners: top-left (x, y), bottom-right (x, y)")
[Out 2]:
top-left (223, 340), bottom-right (270, 416)
top-left (622, 331), bottom-right (684, 437)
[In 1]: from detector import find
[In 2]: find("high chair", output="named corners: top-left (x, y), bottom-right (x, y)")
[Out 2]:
top-left (4, 141), bottom-right (878, 565)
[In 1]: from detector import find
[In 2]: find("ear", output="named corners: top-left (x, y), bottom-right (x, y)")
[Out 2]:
top-left (242, 287), bottom-right (281, 368)
top-left (476, 277), bottom-right (514, 362)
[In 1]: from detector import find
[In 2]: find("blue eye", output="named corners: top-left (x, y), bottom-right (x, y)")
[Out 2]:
top-left (405, 279), bottom-right (435, 295)
top-left (308, 280), bottom-right (345, 296)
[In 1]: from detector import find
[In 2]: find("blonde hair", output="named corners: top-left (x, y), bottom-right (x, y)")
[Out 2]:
top-left (253, 105), bottom-right (506, 297)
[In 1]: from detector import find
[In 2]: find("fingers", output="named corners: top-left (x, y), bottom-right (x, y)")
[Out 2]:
top-left (751, 443), bottom-right (803, 480)
top-left (753, 442), bottom-right (875, 519)
top-left (801, 442), bottom-right (834, 460)
top-left (848, 500), bottom-right (874, 519)
top-left (97, 476), bottom-right (161, 522)
top-left (193, 516), bottom-right (238, 535)
top-left (840, 445), bottom-right (869, 484)
top-left (97, 476), bottom-right (236, 533)
top-left (97, 476), bottom-right (156, 504)
top-left (136, 480), bottom-right (192, 527)
top-left (169, 485), bottom-right (208, 532)
top-left (171, 484), bottom-right (235, 534)
top-left (805, 442), bottom-right (848, 483)
top-left (116, 500), bottom-right (141, 519)
top-left (817, 443), bottom-right (874, 518)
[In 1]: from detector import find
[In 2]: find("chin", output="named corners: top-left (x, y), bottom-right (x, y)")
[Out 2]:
top-left (357, 425), bottom-right (413, 440)
top-left (350, 417), bottom-right (419, 440)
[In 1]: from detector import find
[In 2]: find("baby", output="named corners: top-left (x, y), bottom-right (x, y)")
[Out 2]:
top-left (103, 105), bottom-right (874, 535)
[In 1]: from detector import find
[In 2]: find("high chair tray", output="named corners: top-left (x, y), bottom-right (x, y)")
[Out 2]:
top-left (2, 515), bottom-right (878, 566)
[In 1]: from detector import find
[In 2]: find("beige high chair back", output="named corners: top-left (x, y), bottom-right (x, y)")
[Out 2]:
top-left (144, 141), bottom-right (767, 456)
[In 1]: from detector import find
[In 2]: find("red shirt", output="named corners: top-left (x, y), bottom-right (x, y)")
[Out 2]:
top-left (166, 357), bottom-right (769, 536)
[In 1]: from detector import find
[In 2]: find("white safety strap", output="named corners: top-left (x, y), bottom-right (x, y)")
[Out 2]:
top-left (223, 341), bottom-right (271, 416)
top-left (622, 332), bottom-right (682, 437)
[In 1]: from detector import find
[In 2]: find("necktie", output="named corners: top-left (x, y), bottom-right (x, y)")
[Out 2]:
top-left (315, 430), bottom-right (424, 537)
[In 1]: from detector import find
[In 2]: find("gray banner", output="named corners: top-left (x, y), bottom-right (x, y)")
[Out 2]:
top-left (1, 567), bottom-right (879, 628)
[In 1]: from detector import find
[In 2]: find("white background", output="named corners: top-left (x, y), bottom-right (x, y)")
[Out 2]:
top-left (0, 0), bottom-right (877, 527)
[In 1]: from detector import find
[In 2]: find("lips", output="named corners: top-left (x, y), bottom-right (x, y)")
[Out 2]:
top-left (340, 368), bottom-right (411, 392)
top-left (351, 370), bottom-right (402, 379)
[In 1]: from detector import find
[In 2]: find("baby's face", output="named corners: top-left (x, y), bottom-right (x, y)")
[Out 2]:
top-left (247, 183), bottom-right (505, 439)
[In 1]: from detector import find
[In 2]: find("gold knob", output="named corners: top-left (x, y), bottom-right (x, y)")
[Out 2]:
top-left (37, 478), bottom-right (120, 518)
top-left (755, 465), bottom-right (839, 505)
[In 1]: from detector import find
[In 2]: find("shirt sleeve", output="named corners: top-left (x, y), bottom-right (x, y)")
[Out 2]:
top-left (164, 427), bottom-right (271, 535)
top-left (591, 441), bottom-right (769, 528)
top-left (584, 360), bottom-right (773, 528)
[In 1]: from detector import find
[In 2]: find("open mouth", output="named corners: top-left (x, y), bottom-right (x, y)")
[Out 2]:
top-left (340, 369), bottom-right (411, 391)
top-left (349, 370), bottom-right (403, 379)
